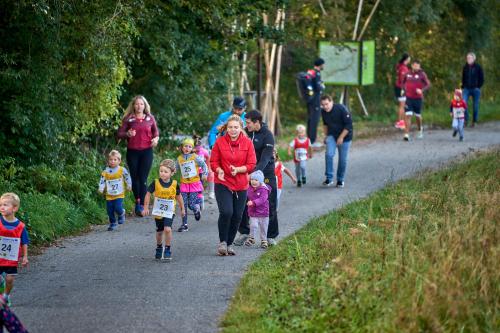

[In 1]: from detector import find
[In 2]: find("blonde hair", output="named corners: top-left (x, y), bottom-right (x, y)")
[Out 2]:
top-left (273, 147), bottom-right (281, 161)
top-left (296, 124), bottom-right (306, 132)
top-left (108, 150), bottom-right (122, 160)
top-left (218, 115), bottom-right (247, 136)
top-left (123, 95), bottom-right (151, 120)
top-left (160, 159), bottom-right (176, 174)
top-left (1, 192), bottom-right (20, 207)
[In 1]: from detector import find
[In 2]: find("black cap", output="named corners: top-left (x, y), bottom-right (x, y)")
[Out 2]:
top-left (232, 96), bottom-right (246, 109)
top-left (314, 58), bottom-right (325, 66)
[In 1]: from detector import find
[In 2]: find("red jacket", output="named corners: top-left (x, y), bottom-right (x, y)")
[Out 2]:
top-left (210, 133), bottom-right (256, 191)
top-left (403, 70), bottom-right (430, 99)
top-left (395, 63), bottom-right (409, 88)
top-left (117, 114), bottom-right (159, 150)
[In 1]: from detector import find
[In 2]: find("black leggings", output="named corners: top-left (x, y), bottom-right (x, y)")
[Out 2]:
top-left (215, 183), bottom-right (247, 245)
top-left (126, 148), bottom-right (153, 205)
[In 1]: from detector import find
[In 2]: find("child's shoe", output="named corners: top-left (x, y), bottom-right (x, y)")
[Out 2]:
top-left (260, 240), bottom-right (269, 249)
top-left (244, 236), bottom-right (256, 246)
top-left (194, 209), bottom-right (201, 221)
top-left (403, 133), bottom-right (410, 141)
top-left (302, 177), bottom-right (306, 185)
top-left (297, 180), bottom-right (302, 188)
top-left (452, 129), bottom-right (458, 137)
top-left (107, 223), bottom-right (117, 231)
top-left (208, 191), bottom-right (215, 200)
top-left (417, 129), bottom-right (424, 139)
top-left (177, 224), bottom-right (189, 232)
top-left (459, 136), bottom-right (464, 142)
top-left (134, 203), bottom-right (144, 217)
top-left (163, 247), bottom-right (172, 261)
top-left (118, 211), bottom-right (126, 225)
top-left (155, 246), bottom-right (163, 260)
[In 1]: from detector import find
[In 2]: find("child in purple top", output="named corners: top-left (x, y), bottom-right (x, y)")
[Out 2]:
top-left (245, 170), bottom-right (271, 248)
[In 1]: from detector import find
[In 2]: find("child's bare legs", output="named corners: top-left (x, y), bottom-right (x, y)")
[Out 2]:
top-left (4, 275), bottom-right (14, 295)
top-left (164, 227), bottom-right (172, 247)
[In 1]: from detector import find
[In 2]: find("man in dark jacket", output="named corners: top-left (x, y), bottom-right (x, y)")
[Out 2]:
top-left (461, 52), bottom-right (484, 126)
top-left (305, 58), bottom-right (325, 146)
top-left (233, 110), bottom-right (279, 246)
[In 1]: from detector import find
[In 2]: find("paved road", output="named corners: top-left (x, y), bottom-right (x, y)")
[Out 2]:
top-left (13, 123), bottom-right (500, 332)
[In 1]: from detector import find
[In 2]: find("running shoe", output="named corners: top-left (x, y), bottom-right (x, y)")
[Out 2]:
top-left (135, 203), bottom-right (144, 217)
top-left (459, 137), bottom-right (464, 142)
top-left (208, 192), bottom-right (215, 200)
top-left (177, 224), bottom-right (189, 232)
top-left (107, 223), bottom-right (117, 231)
top-left (302, 177), bottom-right (307, 185)
top-left (336, 181), bottom-right (345, 188)
top-left (297, 180), bottom-right (302, 188)
top-left (395, 120), bottom-right (405, 129)
top-left (163, 247), bottom-right (172, 261)
top-left (404, 134), bottom-right (410, 141)
top-left (155, 246), bottom-right (163, 260)
top-left (452, 130), bottom-right (458, 137)
top-left (227, 245), bottom-right (236, 256)
top-left (118, 212), bottom-right (126, 225)
top-left (267, 238), bottom-right (277, 246)
top-left (322, 179), bottom-right (333, 186)
top-left (194, 210), bottom-right (201, 221)
top-left (417, 130), bottom-right (424, 139)
top-left (233, 233), bottom-right (249, 246)
top-left (217, 241), bottom-right (228, 256)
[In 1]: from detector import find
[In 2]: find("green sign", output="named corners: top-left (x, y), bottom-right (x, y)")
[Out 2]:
top-left (319, 40), bottom-right (375, 86)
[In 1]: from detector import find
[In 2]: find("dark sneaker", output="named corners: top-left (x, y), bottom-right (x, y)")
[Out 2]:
top-left (135, 203), bottom-right (144, 217)
top-left (297, 180), bottom-right (302, 188)
top-left (233, 233), bottom-right (249, 246)
top-left (155, 246), bottom-right (163, 260)
top-left (459, 137), bottom-right (464, 142)
top-left (194, 210), bottom-right (201, 221)
top-left (118, 212), bottom-right (125, 225)
top-left (107, 223), bottom-right (117, 231)
top-left (302, 177), bottom-right (306, 185)
top-left (336, 181), bottom-right (345, 188)
top-left (452, 130), bottom-right (458, 137)
top-left (322, 179), bottom-right (333, 186)
top-left (177, 224), bottom-right (189, 232)
top-left (163, 247), bottom-right (172, 261)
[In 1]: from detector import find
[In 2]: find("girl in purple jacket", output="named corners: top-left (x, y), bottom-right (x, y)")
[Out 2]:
top-left (245, 170), bottom-right (271, 248)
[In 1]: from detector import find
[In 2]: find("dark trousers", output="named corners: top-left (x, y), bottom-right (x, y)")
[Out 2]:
top-left (126, 148), bottom-right (153, 205)
top-left (215, 183), bottom-right (247, 245)
top-left (239, 174), bottom-right (279, 239)
top-left (306, 100), bottom-right (321, 144)
top-left (106, 198), bottom-right (124, 224)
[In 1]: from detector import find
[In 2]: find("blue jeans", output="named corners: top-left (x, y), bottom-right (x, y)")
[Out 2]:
top-left (462, 88), bottom-right (480, 123)
top-left (106, 198), bottom-right (125, 224)
top-left (325, 136), bottom-right (351, 182)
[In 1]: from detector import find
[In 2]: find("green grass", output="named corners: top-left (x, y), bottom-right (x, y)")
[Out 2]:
top-left (221, 150), bottom-right (500, 332)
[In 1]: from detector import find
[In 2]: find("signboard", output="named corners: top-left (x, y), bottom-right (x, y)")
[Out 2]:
top-left (319, 40), bottom-right (375, 86)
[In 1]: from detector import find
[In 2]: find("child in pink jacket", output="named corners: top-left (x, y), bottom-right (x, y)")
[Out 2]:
top-left (245, 170), bottom-right (271, 248)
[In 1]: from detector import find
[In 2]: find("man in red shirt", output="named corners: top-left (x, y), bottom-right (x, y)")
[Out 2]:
top-left (402, 60), bottom-right (431, 141)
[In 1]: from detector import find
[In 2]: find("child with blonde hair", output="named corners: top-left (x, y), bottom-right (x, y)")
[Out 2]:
top-left (450, 89), bottom-right (467, 141)
top-left (0, 192), bottom-right (29, 306)
top-left (98, 150), bottom-right (132, 231)
top-left (288, 124), bottom-right (312, 187)
top-left (143, 159), bottom-right (185, 260)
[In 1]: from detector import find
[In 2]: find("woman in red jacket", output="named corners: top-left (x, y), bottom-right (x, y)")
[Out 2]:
top-left (117, 95), bottom-right (159, 216)
top-left (210, 115), bottom-right (256, 256)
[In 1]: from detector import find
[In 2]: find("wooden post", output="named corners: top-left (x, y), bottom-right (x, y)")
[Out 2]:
top-left (357, 0), bottom-right (381, 41)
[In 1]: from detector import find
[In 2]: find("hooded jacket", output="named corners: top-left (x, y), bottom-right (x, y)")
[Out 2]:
top-left (246, 123), bottom-right (275, 179)
top-left (210, 132), bottom-right (256, 191)
top-left (247, 184), bottom-right (271, 217)
top-left (207, 110), bottom-right (247, 148)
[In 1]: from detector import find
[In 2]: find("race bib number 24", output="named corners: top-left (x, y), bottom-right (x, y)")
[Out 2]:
top-left (0, 236), bottom-right (20, 262)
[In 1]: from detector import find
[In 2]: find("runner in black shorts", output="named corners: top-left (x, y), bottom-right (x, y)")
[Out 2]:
top-left (402, 60), bottom-right (430, 141)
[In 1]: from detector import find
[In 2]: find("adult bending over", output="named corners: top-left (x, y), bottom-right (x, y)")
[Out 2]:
top-left (210, 115), bottom-right (256, 256)
top-left (118, 95), bottom-right (159, 216)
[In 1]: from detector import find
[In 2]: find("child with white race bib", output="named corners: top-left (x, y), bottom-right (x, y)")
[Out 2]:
top-left (288, 124), bottom-right (312, 188)
top-left (176, 138), bottom-right (208, 232)
top-left (143, 159), bottom-right (185, 260)
top-left (450, 89), bottom-right (467, 142)
top-left (0, 192), bottom-right (29, 306)
top-left (98, 150), bottom-right (132, 231)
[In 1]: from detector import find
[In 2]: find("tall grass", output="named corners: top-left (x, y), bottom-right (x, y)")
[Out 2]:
top-left (222, 150), bottom-right (500, 332)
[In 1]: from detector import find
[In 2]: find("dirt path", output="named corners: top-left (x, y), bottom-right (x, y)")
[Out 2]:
top-left (13, 122), bottom-right (500, 332)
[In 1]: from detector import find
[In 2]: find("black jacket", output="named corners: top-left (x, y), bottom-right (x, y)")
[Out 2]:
top-left (462, 63), bottom-right (484, 89)
top-left (246, 123), bottom-right (275, 178)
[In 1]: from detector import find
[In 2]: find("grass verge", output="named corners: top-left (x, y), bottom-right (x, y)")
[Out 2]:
top-left (221, 149), bottom-right (500, 332)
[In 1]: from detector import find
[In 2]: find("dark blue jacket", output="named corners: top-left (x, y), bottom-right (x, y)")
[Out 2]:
top-left (462, 63), bottom-right (484, 89)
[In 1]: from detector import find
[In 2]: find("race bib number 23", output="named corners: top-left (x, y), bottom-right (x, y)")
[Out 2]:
top-left (152, 198), bottom-right (175, 218)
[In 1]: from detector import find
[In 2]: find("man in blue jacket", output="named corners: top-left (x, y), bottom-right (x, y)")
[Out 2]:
top-left (208, 97), bottom-right (247, 148)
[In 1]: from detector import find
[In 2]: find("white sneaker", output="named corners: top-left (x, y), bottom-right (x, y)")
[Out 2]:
top-left (417, 130), bottom-right (423, 139)
top-left (267, 238), bottom-right (277, 246)
top-left (208, 192), bottom-right (215, 200)
top-left (311, 142), bottom-right (324, 148)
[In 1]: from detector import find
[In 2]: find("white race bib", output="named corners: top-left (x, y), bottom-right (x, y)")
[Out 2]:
top-left (453, 107), bottom-right (465, 119)
top-left (180, 160), bottom-right (197, 179)
top-left (152, 198), bottom-right (175, 218)
top-left (0, 236), bottom-right (20, 262)
top-left (106, 178), bottom-right (124, 196)
top-left (295, 148), bottom-right (308, 161)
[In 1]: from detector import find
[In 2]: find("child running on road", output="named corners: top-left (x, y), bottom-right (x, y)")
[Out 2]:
top-left (0, 193), bottom-right (29, 306)
top-left (193, 135), bottom-right (213, 205)
top-left (143, 159), bottom-right (185, 260)
top-left (274, 148), bottom-right (296, 210)
top-left (288, 124), bottom-right (312, 187)
top-left (98, 150), bottom-right (132, 231)
top-left (177, 138), bottom-right (208, 232)
top-left (450, 89), bottom-right (467, 142)
top-left (245, 170), bottom-right (272, 249)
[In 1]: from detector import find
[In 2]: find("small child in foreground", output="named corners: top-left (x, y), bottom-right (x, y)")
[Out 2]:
top-left (98, 150), bottom-right (132, 231)
top-left (0, 193), bottom-right (29, 306)
top-left (245, 171), bottom-right (271, 249)
top-left (449, 89), bottom-right (467, 142)
top-left (143, 159), bottom-right (185, 260)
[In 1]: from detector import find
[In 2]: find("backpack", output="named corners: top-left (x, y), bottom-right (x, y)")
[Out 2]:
top-left (295, 71), bottom-right (314, 102)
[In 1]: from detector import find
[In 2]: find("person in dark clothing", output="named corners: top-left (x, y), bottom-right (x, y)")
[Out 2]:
top-left (461, 52), bottom-right (484, 126)
top-left (234, 110), bottom-right (279, 246)
top-left (305, 58), bottom-right (325, 145)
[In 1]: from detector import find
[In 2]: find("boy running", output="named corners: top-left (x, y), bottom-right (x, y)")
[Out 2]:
top-left (403, 59), bottom-right (431, 141)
